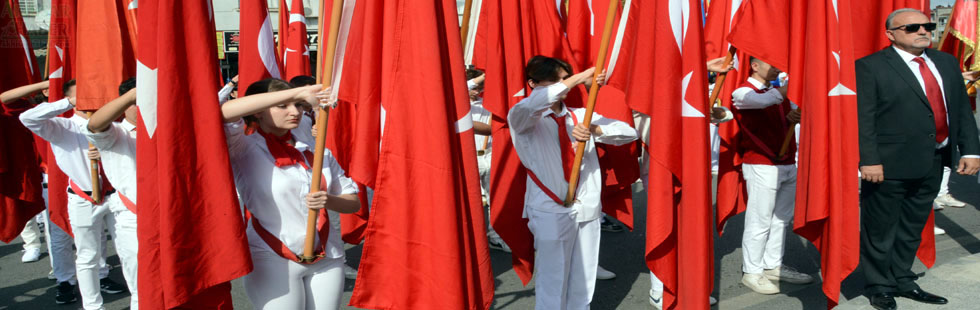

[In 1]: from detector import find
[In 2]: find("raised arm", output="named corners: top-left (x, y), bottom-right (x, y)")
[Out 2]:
top-left (220, 84), bottom-right (328, 122)
top-left (87, 89), bottom-right (136, 133)
top-left (1, 80), bottom-right (49, 104)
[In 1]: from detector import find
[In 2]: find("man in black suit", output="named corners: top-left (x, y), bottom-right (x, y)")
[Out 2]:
top-left (856, 8), bottom-right (980, 310)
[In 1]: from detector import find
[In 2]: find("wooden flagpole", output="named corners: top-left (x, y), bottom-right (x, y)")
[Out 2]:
top-left (86, 112), bottom-right (101, 204)
top-left (460, 0), bottom-right (474, 44)
top-left (708, 46), bottom-right (737, 108)
top-left (301, 0), bottom-right (344, 263)
top-left (564, 0), bottom-right (619, 206)
top-left (778, 124), bottom-right (796, 158)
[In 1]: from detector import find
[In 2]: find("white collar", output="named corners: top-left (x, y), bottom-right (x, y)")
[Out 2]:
top-left (891, 45), bottom-right (930, 64)
top-left (747, 76), bottom-right (769, 90)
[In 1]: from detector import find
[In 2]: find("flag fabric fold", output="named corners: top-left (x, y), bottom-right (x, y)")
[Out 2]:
top-left (283, 0), bottom-right (311, 80)
top-left (136, 1), bottom-right (252, 308)
top-left (937, 0), bottom-right (978, 71)
top-left (75, 0), bottom-right (137, 111)
top-left (0, 0), bottom-right (44, 242)
top-left (240, 0), bottom-right (283, 96)
top-left (604, 0), bottom-right (714, 308)
top-left (345, 1), bottom-right (494, 309)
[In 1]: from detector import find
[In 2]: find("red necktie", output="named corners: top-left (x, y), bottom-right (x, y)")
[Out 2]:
top-left (549, 114), bottom-right (573, 182)
top-left (913, 57), bottom-right (949, 144)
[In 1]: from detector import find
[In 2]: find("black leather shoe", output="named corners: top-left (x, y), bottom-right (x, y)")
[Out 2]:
top-left (898, 289), bottom-right (948, 305)
top-left (869, 293), bottom-right (897, 310)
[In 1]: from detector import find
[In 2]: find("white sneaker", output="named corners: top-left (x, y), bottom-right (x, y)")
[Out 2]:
top-left (934, 226), bottom-right (946, 236)
top-left (344, 264), bottom-right (358, 280)
top-left (648, 289), bottom-right (716, 308)
top-left (742, 273), bottom-right (779, 294)
top-left (935, 194), bottom-right (967, 208)
top-left (596, 265), bottom-right (616, 280)
top-left (21, 248), bottom-right (41, 263)
top-left (649, 289), bottom-right (663, 309)
top-left (47, 270), bottom-right (56, 280)
top-left (763, 265), bottom-right (814, 284)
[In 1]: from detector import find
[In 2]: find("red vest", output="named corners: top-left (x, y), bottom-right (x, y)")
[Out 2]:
top-left (733, 81), bottom-right (796, 166)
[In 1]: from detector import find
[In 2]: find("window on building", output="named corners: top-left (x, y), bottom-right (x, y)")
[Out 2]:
top-left (19, 0), bottom-right (39, 16)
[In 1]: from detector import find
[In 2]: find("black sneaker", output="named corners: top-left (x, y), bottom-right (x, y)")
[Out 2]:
top-left (55, 281), bottom-right (78, 304)
top-left (600, 216), bottom-right (624, 232)
top-left (100, 278), bottom-right (127, 294)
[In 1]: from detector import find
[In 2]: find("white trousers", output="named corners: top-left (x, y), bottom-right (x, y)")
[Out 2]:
top-left (937, 166), bottom-right (952, 196)
top-left (741, 164), bottom-right (796, 274)
top-left (20, 217), bottom-right (43, 250)
top-left (68, 193), bottom-right (138, 310)
top-left (527, 208), bottom-right (600, 310)
top-left (244, 244), bottom-right (345, 310)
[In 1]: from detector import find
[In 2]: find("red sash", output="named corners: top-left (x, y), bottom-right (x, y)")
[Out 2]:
top-left (68, 166), bottom-right (114, 205)
top-left (526, 110), bottom-right (579, 206)
top-left (117, 192), bottom-right (137, 213)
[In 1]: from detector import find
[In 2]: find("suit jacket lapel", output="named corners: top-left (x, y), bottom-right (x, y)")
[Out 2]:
top-left (883, 47), bottom-right (930, 106)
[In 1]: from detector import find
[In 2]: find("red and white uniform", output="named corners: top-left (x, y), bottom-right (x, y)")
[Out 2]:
top-left (224, 118), bottom-right (357, 310)
top-left (732, 77), bottom-right (797, 275)
top-left (85, 120), bottom-right (140, 310)
top-left (20, 98), bottom-right (125, 310)
top-left (508, 83), bottom-right (637, 310)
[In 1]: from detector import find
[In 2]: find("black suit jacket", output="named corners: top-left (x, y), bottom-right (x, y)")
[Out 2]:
top-left (856, 47), bottom-right (980, 179)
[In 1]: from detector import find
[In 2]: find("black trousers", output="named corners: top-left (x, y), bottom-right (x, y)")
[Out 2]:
top-left (859, 149), bottom-right (946, 295)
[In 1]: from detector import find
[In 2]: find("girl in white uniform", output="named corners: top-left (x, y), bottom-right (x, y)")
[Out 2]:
top-left (220, 78), bottom-right (360, 310)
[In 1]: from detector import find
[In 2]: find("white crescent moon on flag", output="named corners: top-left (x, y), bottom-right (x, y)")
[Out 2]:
top-left (136, 61), bottom-right (159, 137)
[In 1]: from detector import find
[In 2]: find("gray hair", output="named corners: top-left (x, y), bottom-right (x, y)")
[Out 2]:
top-left (886, 8), bottom-right (925, 29)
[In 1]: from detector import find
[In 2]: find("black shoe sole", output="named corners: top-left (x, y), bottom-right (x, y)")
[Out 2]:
top-left (55, 297), bottom-right (77, 305)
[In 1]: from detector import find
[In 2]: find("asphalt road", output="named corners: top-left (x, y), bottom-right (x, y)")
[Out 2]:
top-left (2, 173), bottom-right (979, 309)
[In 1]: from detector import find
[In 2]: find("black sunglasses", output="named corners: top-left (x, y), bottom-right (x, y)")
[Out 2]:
top-left (888, 22), bottom-right (937, 32)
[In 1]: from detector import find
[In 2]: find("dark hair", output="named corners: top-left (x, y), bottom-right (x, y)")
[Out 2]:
top-left (243, 78), bottom-right (294, 126)
top-left (525, 56), bottom-right (572, 84)
top-left (118, 77), bottom-right (136, 95)
top-left (289, 75), bottom-right (317, 87)
top-left (465, 67), bottom-right (484, 80)
top-left (63, 79), bottom-right (76, 95)
top-left (245, 78), bottom-right (293, 96)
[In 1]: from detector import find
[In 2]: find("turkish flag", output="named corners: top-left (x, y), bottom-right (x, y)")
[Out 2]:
top-left (136, 1), bottom-right (252, 308)
top-left (729, 0), bottom-right (864, 307)
top-left (40, 0), bottom-right (78, 236)
top-left (239, 0), bottom-right (283, 96)
top-left (604, 1), bottom-right (713, 308)
top-left (283, 0), bottom-right (311, 80)
top-left (704, 0), bottom-right (752, 234)
top-left (277, 0), bottom-right (288, 61)
top-left (564, 0), bottom-right (640, 230)
top-left (75, 0), bottom-right (136, 111)
top-left (851, 1), bottom-right (930, 59)
top-left (478, 0), bottom-right (579, 285)
top-left (319, 0), bottom-right (378, 244)
top-left (345, 1), bottom-right (494, 309)
top-left (0, 0), bottom-right (44, 242)
top-left (937, 0), bottom-right (977, 69)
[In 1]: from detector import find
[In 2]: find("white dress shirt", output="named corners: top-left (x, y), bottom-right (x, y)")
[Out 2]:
top-left (85, 120), bottom-right (138, 203)
top-left (508, 83), bottom-right (638, 222)
top-left (732, 77), bottom-right (785, 110)
top-left (20, 98), bottom-right (99, 191)
top-left (225, 119), bottom-right (357, 258)
top-left (471, 98), bottom-right (491, 149)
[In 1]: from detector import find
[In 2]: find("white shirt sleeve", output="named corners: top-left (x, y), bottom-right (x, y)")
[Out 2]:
top-left (217, 83), bottom-right (235, 105)
top-left (84, 123), bottom-right (124, 151)
top-left (323, 151), bottom-right (358, 196)
top-left (508, 83), bottom-right (570, 134)
top-left (732, 87), bottom-right (784, 110)
top-left (19, 98), bottom-right (75, 143)
top-left (589, 112), bottom-right (639, 146)
top-left (224, 119), bottom-right (250, 162)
